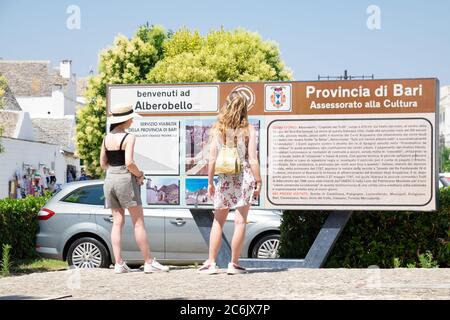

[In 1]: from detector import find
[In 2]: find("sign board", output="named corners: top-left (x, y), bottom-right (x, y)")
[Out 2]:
top-left (107, 78), bottom-right (439, 211)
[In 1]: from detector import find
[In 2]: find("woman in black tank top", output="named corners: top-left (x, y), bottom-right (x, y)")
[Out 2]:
top-left (103, 132), bottom-right (128, 166)
top-left (100, 104), bottom-right (169, 274)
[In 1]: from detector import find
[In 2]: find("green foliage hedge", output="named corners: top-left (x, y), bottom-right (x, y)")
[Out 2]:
top-left (0, 195), bottom-right (49, 260)
top-left (279, 188), bottom-right (450, 268)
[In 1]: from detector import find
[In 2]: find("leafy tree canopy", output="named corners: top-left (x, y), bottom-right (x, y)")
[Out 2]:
top-left (76, 24), bottom-right (292, 176)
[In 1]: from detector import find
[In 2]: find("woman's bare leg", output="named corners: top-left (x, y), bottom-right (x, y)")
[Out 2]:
top-left (231, 205), bottom-right (250, 264)
top-left (128, 205), bottom-right (152, 264)
top-left (208, 208), bottom-right (229, 263)
top-left (111, 208), bottom-right (125, 264)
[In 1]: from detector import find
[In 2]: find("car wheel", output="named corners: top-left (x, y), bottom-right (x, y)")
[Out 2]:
top-left (251, 233), bottom-right (280, 259)
top-left (67, 237), bottom-right (111, 268)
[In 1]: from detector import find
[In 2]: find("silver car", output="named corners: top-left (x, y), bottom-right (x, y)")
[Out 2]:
top-left (36, 180), bottom-right (281, 268)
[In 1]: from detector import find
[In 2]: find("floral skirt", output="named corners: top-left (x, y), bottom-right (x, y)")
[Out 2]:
top-left (213, 161), bottom-right (256, 209)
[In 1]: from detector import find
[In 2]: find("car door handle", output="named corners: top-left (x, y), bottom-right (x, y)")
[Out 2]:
top-left (104, 216), bottom-right (114, 223)
top-left (170, 218), bottom-right (186, 226)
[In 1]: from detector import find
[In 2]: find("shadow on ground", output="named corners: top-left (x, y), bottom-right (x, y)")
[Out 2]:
top-left (0, 295), bottom-right (44, 300)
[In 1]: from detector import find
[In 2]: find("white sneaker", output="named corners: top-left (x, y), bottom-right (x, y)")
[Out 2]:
top-left (114, 261), bottom-right (132, 274)
top-left (227, 262), bottom-right (247, 275)
top-left (144, 258), bottom-right (169, 273)
top-left (197, 262), bottom-right (220, 275)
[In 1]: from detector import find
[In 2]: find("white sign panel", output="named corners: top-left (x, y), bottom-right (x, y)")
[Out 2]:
top-left (266, 115), bottom-right (435, 211)
top-left (128, 119), bottom-right (180, 175)
top-left (108, 85), bottom-right (219, 113)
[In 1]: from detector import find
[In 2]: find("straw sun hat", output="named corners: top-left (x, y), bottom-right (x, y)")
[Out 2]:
top-left (109, 103), bottom-right (135, 124)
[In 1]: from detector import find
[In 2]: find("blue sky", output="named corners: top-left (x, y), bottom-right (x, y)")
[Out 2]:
top-left (1, 0), bottom-right (449, 84)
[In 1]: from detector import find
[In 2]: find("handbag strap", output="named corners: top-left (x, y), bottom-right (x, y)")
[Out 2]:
top-left (245, 135), bottom-right (249, 161)
top-left (221, 130), bottom-right (238, 147)
top-left (222, 129), bottom-right (249, 160)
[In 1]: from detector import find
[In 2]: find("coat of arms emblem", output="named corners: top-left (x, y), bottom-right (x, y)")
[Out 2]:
top-left (270, 87), bottom-right (287, 108)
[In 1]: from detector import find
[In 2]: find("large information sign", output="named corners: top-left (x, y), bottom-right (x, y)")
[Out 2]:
top-left (107, 79), bottom-right (439, 211)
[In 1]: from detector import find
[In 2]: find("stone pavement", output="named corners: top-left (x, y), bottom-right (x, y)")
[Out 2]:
top-left (0, 267), bottom-right (449, 300)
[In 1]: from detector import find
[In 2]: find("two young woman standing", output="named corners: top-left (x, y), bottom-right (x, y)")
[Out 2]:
top-left (101, 91), bottom-right (261, 275)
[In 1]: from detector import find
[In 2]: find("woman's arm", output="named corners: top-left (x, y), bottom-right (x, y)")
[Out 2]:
top-left (207, 129), bottom-right (219, 197)
top-left (124, 134), bottom-right (144, 180)
top-left (100, 137), bottom-right (109, 170)
top-left (248, 125), bottom-right (262, 195)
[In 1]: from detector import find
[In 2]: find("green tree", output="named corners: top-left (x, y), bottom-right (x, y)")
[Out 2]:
top-left (75, 24), bottom-right (169, 176)
top-left (147, 28), bottom-right (292, 83)
top-left (76, 25), bottom-right (292, 176)
top-left (441, 146), bottom-right (450, 172)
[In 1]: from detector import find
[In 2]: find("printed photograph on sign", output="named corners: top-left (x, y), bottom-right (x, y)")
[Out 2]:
top-left (146, 177), bottom-right (180, 205)
top-left (185, 177), bottom-right (259, 206)
top-left (129, 119), bottom-right (180, 175)
top-left (185, 178), bottom-right (213, 205)
top-left (185, 119), bottom-right (261, 176)
top-left (264, 84), bottom-right (292, 112)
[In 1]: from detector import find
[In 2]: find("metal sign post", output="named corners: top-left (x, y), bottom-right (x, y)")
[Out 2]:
top-left (190, 209), bottom-right (231, 268)
top-left (191, 209), bottom-right (352, 269)
top-left (303, 211), bottom-right (353, 268)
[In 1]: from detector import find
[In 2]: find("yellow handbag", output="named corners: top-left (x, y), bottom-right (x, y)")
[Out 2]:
top-left (214, 135), bottom-right (242, 174)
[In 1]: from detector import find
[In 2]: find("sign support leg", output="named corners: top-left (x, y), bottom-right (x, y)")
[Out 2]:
top-left (303, 210), bottom-right (353, 268)
top-left (190, 209), bottom-right (352, 269)
top-left (190, 209), bottom-right (231, 269)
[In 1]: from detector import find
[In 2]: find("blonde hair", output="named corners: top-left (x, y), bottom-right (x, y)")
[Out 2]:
top-left (213, 91), bottom-right (249, 141)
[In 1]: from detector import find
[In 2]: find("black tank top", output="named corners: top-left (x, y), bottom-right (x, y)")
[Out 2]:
top-left (104, 133), bottom-right (129, 166)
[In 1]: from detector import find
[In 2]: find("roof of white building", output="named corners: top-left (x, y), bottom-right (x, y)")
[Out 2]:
top-left (1, 83), bottom-right (21, 111)
top-left (76, 76), bottom-right (89, 97)
top-left (31, 117), bottom-right (76, 151)
top-left (0, 111), bottom-right (20, 138)
top-left (0, 81), bottom-right (23, 138)
top-left (0, 60), bottom-right (69, 97)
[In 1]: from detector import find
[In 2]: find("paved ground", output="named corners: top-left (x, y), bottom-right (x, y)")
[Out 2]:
top-left (0, 267), bottom-right (449, 300)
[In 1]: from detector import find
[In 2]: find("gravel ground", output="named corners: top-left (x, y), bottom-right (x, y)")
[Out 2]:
top-left (0, 267), bottom-right (449, 300)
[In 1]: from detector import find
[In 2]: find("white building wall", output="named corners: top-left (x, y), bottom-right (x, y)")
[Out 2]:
top-left (14, 112), bottom-right (35, 140)
top-left (64, 153), bottom-right (81, 178)
top-left (51, 89), bottom-right (65, 118)
top-left (15, 96), bottom-right (58, 118)
top-left (63, 79), bottom-right (77, 116)
top-left (0, 138), bottom-right (66, 198)
top-left (15, 80), bottom-right (77, 118)
top-left (59, 60), bottom-right (72, 79)
top-left (64, 155), bottom-right (80, 169)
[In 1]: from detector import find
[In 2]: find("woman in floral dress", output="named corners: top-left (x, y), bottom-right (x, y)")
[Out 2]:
top-left (198, 91), bottom-right (262, 275)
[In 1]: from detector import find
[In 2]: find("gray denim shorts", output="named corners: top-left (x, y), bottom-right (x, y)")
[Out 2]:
top-left (104, 166), bottom-right (142, 209)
